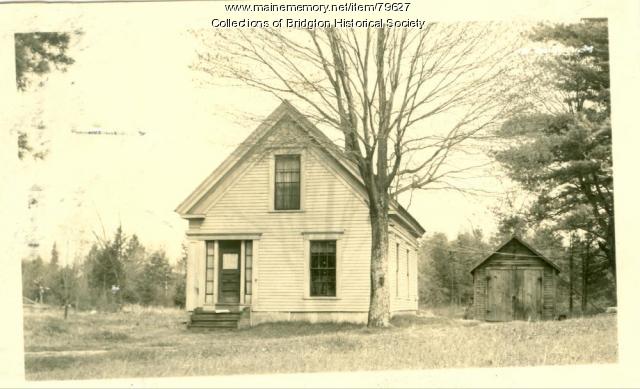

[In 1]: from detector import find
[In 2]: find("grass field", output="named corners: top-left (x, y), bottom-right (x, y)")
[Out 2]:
top-left (23, 307), bottom-right (618, 381)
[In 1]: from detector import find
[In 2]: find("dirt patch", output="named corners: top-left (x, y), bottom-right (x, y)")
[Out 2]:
top-left (25, 345), bottom-right (176, 358)
top-left (25, 350), bottom-right (108, 357)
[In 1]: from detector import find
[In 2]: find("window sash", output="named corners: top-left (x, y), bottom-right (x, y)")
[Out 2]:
top-left (310, 240), bottom-right (336, 297)
top-left (205, 241), bottom-right (215, 302)
top-left (274, 155), bottom-right (300, 210)
top-left (396, 243), bottom-right (400, 297)
top-left (245, 241), bottom-right (253, 296)
top-left (406, 248), bottom-right (410, 298)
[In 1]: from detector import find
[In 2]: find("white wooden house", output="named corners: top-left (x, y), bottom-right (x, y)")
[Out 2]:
top-left (175, 101), bottom-right (425, 328)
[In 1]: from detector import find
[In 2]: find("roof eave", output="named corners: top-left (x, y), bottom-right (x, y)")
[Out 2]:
top-left (389, 213), bottom-right (424, 239)
top-left (470, 236), bottom-right (561, 273)
top-left (174, 102), bottom-right (292, 215)
top-left (174, 101), bottom-right (426, 237)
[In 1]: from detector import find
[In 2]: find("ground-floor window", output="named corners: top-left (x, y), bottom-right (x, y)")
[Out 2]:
top-left (310, 240), bottom-right (336, 297)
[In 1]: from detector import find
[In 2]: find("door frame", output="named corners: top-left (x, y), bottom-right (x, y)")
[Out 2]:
top-left (217, 240), bottom-right (242, 305)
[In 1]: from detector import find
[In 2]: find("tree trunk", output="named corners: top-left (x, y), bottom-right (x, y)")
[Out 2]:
top-left (582, 240), bottom-right (589, 314)
top-left (606, 224), bottom-right (616, 292)
top-left (569, 236), bottom-right (574, 316)
top-left (448, 251), bottom-right (455, 305)
top-left (368, 205), bottom-right (390, 327)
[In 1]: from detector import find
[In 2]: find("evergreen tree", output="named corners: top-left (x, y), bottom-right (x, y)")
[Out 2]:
top-left (120, 234), bottom-right (146, 303)
top-left (14, 32), bottom-right (75, 91)
top-left (137, 250), bottom-right (172, 306)
top-left (86, 228), bottom-right (125, 306)
top-left (50, 242), bottom-right (59, 267)
top-left (494, 19), bottom-right (614, 304)
top-left (418, 233), bottom-right (451, 306)
top-left (450, 231), bottom-right (491, 305)
top-left (419, 231), bottom-right (491, 307)
top-left (48, 263), bottom-right (81, 318)
top-left (491, 215), bottom-right (529, 245)
top-left (21, 256), bottom-right (46, 302)
top-left (172, 243), bottom-right (188, 308)
top-left (14, 32), bottom-right (77, 159)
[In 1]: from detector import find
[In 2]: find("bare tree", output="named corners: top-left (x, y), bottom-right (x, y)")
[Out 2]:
top-left (194, 25), bottom-right (527, 327)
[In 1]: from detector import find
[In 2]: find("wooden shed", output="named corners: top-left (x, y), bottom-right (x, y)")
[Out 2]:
top-left (470, 236), bottom-right (560, 321)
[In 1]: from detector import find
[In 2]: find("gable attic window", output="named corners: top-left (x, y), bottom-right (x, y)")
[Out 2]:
top-left (274, 154), bottom-right (301, 210)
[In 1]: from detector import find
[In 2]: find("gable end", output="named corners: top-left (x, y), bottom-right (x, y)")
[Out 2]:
top-left (470, 236), bottom-right (561, 273)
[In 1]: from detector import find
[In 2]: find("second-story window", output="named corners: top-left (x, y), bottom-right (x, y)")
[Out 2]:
top-left (274, 154), bottom-right (300, 210)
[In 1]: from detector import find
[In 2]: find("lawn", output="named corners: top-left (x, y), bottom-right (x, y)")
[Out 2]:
top-left (22, 306), bottom-right (618, 381)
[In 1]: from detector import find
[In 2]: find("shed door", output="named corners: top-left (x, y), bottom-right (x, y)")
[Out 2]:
top-left (514, 269), bottom-right (543, 321)
top-left (487, 269), bottom-right (513, 321)
top-left (218, 241), bottom-right (241, 304)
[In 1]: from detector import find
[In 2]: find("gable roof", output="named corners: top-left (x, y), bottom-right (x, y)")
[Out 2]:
top-left (469, 235), bottom-right (561, 273)
top-left (175, 100), bottom-right (426, 238)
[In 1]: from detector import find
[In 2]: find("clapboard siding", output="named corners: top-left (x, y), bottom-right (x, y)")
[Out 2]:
top-left (389, 227), bottom-right (419, 313)
top-left (185, 240), bottom-right (199, 311)
top-left (196, 143), bottom-right (372, 312)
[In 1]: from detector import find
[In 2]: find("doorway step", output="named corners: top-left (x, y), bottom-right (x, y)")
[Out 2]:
top-left (187, 306), bottom-right (249, 329)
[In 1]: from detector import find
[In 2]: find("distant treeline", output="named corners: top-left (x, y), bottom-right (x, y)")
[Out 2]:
top-left (21, 226), bottom-right (186, 312)
top-left (418, 224), bottom-right (617, 316)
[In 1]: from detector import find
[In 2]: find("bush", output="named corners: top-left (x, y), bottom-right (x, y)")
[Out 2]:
top-left (173, 277), bottom-right (185, 309)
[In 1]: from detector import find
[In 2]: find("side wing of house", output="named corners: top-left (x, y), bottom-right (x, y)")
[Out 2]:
top-left (183, 118), bottom-right (373, 323)
top-left (388, 222), bottom-right (420, 313)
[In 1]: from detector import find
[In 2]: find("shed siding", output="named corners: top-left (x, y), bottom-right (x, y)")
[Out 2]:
top-left (472, 238), bottom-right (558, 321)
top-left (473, 267), bottom-right (487, 320)
top-left (543, 266), bottom-right (555, 319)
top-left (197, 146), bottom-right (372, 313)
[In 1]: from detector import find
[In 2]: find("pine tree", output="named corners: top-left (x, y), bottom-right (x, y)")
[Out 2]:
top-left (494, 19), bottom-right (614, 305)
top-left (50, 242), bottom-right (59, 267)
top-left (21, 256), bottom-right (46, 302)
top-left (137, 250), bottom-right (172, 306)
top-left (86, 228), bottom-right (126, 307)
top-left (14, 32), bottom-right (76, 159)
top-left (172, 243), bottom-right (188, 308)
top-left (120, 234), bottom-right (146, 303)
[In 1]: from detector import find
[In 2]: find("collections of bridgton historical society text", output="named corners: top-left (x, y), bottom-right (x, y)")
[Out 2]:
top-left (213, 2), bottom-right (426, 30)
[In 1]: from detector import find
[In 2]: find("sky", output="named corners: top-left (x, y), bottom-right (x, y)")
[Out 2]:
top-left (4, 14), bottom-right (282, 263)
top-left (0, 2), bottom-right (595, 265)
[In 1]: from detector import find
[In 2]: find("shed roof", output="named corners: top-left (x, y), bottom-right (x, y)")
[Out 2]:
top-left (469, 236), bottom-right (561, 273)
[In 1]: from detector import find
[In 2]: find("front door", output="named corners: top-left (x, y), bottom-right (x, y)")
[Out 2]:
top-left (218, 241), bottom-right (241, 304)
